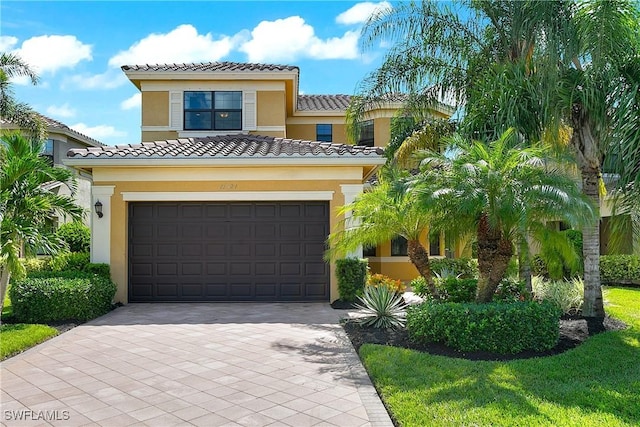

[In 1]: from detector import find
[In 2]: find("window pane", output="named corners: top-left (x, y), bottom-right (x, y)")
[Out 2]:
top-left (363, 245), bottom-right (377, 257)
top-left (316, 124), bottom-right (332, 142)
top-left (42, 139), bottom-right (54, 155)
top-left (391, 236), bottom-right (408, 256)
top-left (430, 234), bottom-right (441, 256)
top-left (184, 91), bottom-right (212, 109)
top-left (185, 111), bottom-right (212, 130)
top-left (214, 91), bottom-right (242, 109)
top-left (359, 120), bottom-right (374, 147)
top-left (214, 111), bottom-right (242, 130)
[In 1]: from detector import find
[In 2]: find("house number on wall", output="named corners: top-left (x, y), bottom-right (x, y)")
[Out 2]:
top-left (219, 183), bottom-right (238, 190)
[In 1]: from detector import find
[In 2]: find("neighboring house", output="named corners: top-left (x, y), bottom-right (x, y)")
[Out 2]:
top-left (1, 113), bottom-right (104, 227)
top-left (64, 61), bottom-right (454, 304)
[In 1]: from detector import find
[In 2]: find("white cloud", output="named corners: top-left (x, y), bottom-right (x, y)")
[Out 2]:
top-left (12, 35), bottom-right (92, 74)
top-left (240, 16), bottom-right (359, 62)
top-left (65, 70), bottom-right (128, 90)
top-left (108, 24), bottom-right (237, 68)
top-left (46, 103), bottom-right (76, 118)
top-left (0, 36), bottom-right (18, 52)
top-left (120, 93), bottom-right (141, 110)
top-left (336, 2), bottom-right (392, 25)
top-left (71, 123), bottom-right (126, 140)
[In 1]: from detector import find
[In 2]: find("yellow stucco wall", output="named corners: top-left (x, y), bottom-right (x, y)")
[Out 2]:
top-left (286, 123), bottom-right (348, 143)
top-left (373, 117), bottom-right (391, 147)
top-left (142, 92), bottom-right (169, 127)
top-left (257, 91), bottom-right (286, 127)
top-left (94, 168), bottom-right (365, 304)
top-left (142, 131), bottom-right (179, 142)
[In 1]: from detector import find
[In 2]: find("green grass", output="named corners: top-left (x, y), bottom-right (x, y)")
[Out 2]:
top-left (1, 323), bottom-right (58, 360)
top-left (360, 287), bottom-right (640, 426)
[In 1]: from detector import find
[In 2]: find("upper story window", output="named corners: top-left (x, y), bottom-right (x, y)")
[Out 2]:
top-left (184, 91), bottom-right (242, 131)
top-left (41, 139), bottom-right (54, 164)
top-left (358, 120), bottom-right (374, 147)
top-left (391, 236), bottom-right (408, 256)
top-left (316, 124), bottom-right (332, 142)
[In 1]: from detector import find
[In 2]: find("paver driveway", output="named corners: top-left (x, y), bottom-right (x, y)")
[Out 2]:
top-left (0, 303), bottom-right (392, 427)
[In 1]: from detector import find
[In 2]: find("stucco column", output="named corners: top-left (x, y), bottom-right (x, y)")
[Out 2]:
top-left (340, 184), bottom-right (364, 258)
top-left (91, 186), bottom-right (115, 264)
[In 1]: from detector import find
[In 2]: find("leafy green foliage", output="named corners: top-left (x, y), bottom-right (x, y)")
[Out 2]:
top-left (9, 275), bottom-right (116, 323)
top-left (336, 258), bottom-right (368, 302)
top-left (429, 258), bottom-right (478, 279)
top-left (409, 276), bottom-right (429, 297)
top-left (438, 277), bottom-right (478, 303)
top-left (532, 276), bottom-right (584, 315)
top-left (355, 285), bottom-right (407, 329)
top-left (600, 255), bottom-right (640, 284)
top-left (55, 221), bottom-right (90, 253)
top-left (1, 323), bottom-right (58, 360)
top-left (492, 278), bottom-right (530, 302)
top-left (84, 263), bottom-right (111, 279)
top-left (20, 257), bottom-right (51, 274)
top-left (49, 252), bottom-right (90, 272)
top-left (407, 300), bottom-right (561, 354)
top-left (367, 273), bottom-right (406, 293)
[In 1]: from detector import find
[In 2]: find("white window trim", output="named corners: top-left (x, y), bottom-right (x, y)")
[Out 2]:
top-left (121, 191), bottom-right (335, 202)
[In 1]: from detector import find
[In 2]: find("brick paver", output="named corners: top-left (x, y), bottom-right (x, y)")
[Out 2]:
top-left (0, 303), bottom-right (393, 426)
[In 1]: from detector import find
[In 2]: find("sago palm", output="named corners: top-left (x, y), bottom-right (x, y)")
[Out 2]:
top-left (1, 132), bottom-right (84, 315)
top-left (412, 129), bottom-right (595, 302)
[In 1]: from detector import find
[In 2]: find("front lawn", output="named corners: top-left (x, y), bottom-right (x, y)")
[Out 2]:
top-left (0, 323), bottom-right (58, 360)
top-left (359, 287), bottom-right (640, 426)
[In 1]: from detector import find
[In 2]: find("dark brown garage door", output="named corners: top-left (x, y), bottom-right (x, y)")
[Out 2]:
top-left (128, 201), bottom-right (329, 302)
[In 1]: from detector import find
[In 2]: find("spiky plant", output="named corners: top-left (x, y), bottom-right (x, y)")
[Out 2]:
top-left (354, 285), bottom-right (407, 329)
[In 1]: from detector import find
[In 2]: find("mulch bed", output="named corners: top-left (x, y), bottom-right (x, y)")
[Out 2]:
top-left (342, 315), bottom-right (628, 361)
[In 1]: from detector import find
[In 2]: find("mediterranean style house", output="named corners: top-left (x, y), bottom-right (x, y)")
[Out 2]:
top-left (64, 61), bottom-right (454, 304)
top-left (1, 114), bottom-right (104, 227)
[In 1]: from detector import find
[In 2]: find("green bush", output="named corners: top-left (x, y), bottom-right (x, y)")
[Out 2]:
top-left (56, 221), bottom-right (90, 253)
top-left (84, 263), bottom-right (111, 278)
top-left (531, 255), bottom-right (548, 278)
top-left (407, 300), bottom-right (561, 354)
top-left (336, 258), bottom-right (368, 302)
top-left (532, 276), bottom-right (583, 315)
top-left (49, 252), bottom-right (90, 272)
top-left (20, 258), bottom-right (51, 274)
top-left (439, 277), bottom-right (477, 303)
top-left (600, 255), bottom-right (640, 284)
top-left (9, 275), bottom-right (117, 323)
top-left (493, 278), bottom-right (530, 302)
top-left (409, 276), bottom-right (429, 297)
top-left (430, 258), bottom-right (478, 279)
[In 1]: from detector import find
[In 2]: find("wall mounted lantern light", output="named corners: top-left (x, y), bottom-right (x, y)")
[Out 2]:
top-left (94, 200), bottom-right (103, 218)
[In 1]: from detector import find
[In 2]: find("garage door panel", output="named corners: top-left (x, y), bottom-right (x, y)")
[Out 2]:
top-left (129, 201), bottom-right (329, 302)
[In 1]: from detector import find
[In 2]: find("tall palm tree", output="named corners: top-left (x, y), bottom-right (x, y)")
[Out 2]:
top-left (412, 129), bottom-right (595, 302)
top-left (350, 0), bottom-right (640, 316)
top-left (326, 165), bottom-right (440, 298)
top-left (0, 53), bottom-right (45, 141)
top-left (0, 132), bottom-right (84, 315)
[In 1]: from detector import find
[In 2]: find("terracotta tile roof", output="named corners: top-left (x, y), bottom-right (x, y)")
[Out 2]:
top-left (121, 62), bottom-right (299, 73)
top-left (1, 113), bottom-right (104, 147)
top-left (297, 95), bottom-right (351, 111)
top-left (67, 134), bottom-right (384, 159)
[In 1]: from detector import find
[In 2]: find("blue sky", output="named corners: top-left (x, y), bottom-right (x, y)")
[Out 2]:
top-left (1, 1), bottom-right (396, 145)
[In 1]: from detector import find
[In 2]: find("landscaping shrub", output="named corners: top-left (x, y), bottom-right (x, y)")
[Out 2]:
top-left (600, 255), bottom-right (640, 284)
top-left (84, 263), bottom-right (111, 278)
top-left (56, 221), bottom-right (90, 253)
top-left (430, 258), bottom-right (478, 279)
top-left (367, 273), bottom-right (406, 293)
top-left (49, 252), bottom-right (90, 272)
top-left (532, 276), bottom-right (583, 315)
top-left (20, 257), bottom-right (51, 274)
top-left (9, 275), bottom-right (117, 323)
top-left (493, 278), bottom-right (530, 302)
top-left (355, 285), bottom-right (407, 329)
top-left (407, 300), bottom-right (561, 354)
top-left (531, 255), bottom-right (548, 278)
top-left (438, 277), bottom-right (477, 303)
top-left (409, 276), bottom-right (429, 298)
top-left (336, 258), bottom-right (368, 302)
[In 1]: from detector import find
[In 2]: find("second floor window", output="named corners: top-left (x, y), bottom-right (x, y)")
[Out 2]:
top-left (358, 120), bottom-right (374, 147)
top-left (41, 139), bottom-right (54, 164)
top-left (316, 124), bottom-right (332, 142)
top-left (184, 91), bottom-right (242, 131)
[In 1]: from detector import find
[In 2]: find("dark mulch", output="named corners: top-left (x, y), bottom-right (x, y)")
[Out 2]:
top-left (342, 315), bottom-right (628, 361)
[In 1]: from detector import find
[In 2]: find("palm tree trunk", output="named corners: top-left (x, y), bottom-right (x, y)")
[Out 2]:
top-left (0, 266), bottom-right (10, 324)
top-left (407, 239), bottom-right (439, 299)
top-left (476, 214), bottom-right (514, 302)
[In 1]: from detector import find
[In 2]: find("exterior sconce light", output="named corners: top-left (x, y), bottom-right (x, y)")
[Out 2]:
top-left (94, 200), bottom-right (103, 218)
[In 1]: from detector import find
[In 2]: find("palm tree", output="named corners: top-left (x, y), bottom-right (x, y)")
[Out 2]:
top-left (412, 129), bottom-right (595, 302)
top-left (350, 0), bottom-right (640, 316)
top-left (326, 165), bottom-right (440, 298)
top-left (0, 132), bottom-right (84, 315)
top-left (0, 52), bottom-right (46, 141)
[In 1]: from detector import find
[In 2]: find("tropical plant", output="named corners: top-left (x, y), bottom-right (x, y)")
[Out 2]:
top-left (354, 285), bottom-right (407, 329)
top-left (0, 132), bottom-right (84, 316)
top-left (411, 129), bottom-right (595, 302)
top-left (55, 221), bottom-right (90, 253)
top-left (366, 273), bottom-right (406, 294)
top-left (327, 165), bottom-right (440, 297)
top-left (532, 276), bottom-right (584, 316)
top-left (0, 53), bottom-right (45, 141)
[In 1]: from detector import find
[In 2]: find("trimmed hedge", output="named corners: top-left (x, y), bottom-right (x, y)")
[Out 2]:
top-left (336, 258), bottom-right (368, 302)
top-left (49, 252), bottom-right (90, 272)
top-left (407, 300), bottom-right (561, 354)
top-left (600, 255), bottom-right (640, 284)
top-left (9, 275), bottom-right (116, 323)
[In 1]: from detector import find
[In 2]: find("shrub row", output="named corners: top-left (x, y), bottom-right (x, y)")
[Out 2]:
top-left (407, 300), bottom-right (561, 354)
top-left (9, 274), bottom-right (117, 323)
top-left (336, 258), bottom-right (368, 302)
top-left (411, 276), bottom-right (528, 303)
top-left (21, 253), bottom-right (110, 279)
top-left (600, 255), bottom-right (640, 284)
